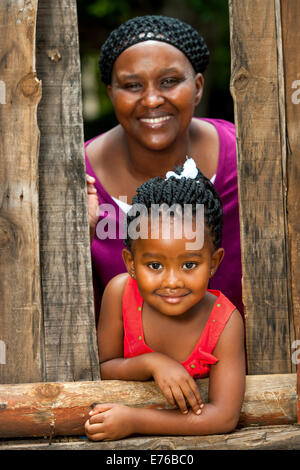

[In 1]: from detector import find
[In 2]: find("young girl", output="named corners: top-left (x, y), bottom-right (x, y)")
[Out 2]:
top-left (85, 159), bottom-right (245, 441)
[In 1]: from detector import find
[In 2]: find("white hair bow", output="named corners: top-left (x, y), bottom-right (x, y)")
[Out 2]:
top-left (165, 157), bottom-right (198, 181)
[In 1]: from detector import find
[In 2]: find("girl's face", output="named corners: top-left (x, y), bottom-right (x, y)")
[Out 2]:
top-left (122, 219), bottom-right (224, 317)
top-left (107, 41), bottom-right (204, 151)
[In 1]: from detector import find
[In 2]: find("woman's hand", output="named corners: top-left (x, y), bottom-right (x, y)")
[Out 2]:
top-left (85, 403), bottom-right (135, 441)
top-left (147, 353), bottom-right (204, 415)
top-left (86, 175), bottom-right (99, 241)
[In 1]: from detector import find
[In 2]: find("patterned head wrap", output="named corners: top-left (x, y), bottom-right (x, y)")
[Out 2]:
top-left (99, 15), bottom-right (210, 85)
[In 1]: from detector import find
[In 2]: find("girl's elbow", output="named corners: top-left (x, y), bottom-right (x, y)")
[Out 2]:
top-left (216, 412), bottom-right (240, 434)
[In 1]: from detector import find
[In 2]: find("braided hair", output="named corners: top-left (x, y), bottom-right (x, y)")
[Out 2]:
top-left (124, 165), bottom-right (223, 251)
top-left (99, 15), bottom-right (210, 85)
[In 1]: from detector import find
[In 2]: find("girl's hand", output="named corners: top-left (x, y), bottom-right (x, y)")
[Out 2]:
top-left (84, 403), bottom-right (135, 441)
top-left (86, 175), bottom-right (99, 240)
top-left (148, 353), bottom-right (204, 415)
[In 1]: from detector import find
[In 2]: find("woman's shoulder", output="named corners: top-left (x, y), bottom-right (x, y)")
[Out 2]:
top-left (85, 125), bottom-right (124, 168)
top-left (193, 117), bottom-right (235, 139)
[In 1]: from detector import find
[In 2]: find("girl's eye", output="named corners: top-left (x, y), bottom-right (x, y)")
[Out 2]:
top-left (148, 262), bottom-right (163, 271)
top-left (182, 262), bottom-right (197, 270)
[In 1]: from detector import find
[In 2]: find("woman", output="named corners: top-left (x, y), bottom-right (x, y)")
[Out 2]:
top-left (85, 15), bottom-right (243, 322)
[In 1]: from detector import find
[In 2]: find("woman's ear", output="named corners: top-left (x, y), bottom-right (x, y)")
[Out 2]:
top-left (194, 73), bottom-right (204, 106)
top-left (210, 247), bottom-right (225, 278)
top-left (106, 85), bottom-right (112, 101)
top-left (122, 248), bottom-right (136, 279)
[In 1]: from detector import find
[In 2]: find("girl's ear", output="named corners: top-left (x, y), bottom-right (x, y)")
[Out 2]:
top-left (122, 248), bottom-right (136, 279)
top-left (194, 73), bottom-right (204, 106)
top-left (210, 247), bottom-right (225, 278)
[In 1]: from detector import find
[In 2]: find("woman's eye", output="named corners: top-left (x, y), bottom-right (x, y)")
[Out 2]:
top-left (160, 77), bottom-right (180, 88)
top-left (124, 82), bottom-right (142, 91)
top-left (148, 262), bottom-right (163, 271)
top-left (182, 262), bottom-right (197, 270)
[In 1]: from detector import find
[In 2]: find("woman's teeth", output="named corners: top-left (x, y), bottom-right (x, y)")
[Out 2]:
top-left (140, 116), bottom-right (171, 124)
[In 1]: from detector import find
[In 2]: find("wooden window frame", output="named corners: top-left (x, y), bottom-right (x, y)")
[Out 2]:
top-left (0, 0), bottom-right (299, 441)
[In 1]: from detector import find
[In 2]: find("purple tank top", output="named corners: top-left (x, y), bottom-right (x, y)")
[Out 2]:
top-left (85, 118), bottom-right (243, 317)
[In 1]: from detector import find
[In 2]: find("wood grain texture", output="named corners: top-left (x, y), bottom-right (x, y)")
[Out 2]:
top-left (0, 374), bottom-right (297, 438)
top-left (228, 0), bottom-right (293, 374)
top-left (0, 0), bottom-right (44, 383)
top-left (36, 0), bottom-right (100, 381)
top-left (280, 2), bottom-right (300, 422)
top-left (1, 425), bottom-right (300, 450)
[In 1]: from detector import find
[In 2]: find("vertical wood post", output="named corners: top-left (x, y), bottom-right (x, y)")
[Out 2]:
top-left (0, 0), bottom-right (44, 384)
top-left (36, 0), bottom-right (100, 382)
top-left (279, 0), bottom-right (300, 422)
top-left (228, 0), bottom-right (294, 374)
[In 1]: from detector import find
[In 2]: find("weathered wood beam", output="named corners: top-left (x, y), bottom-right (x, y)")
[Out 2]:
top-left (0, 374), bottom-right (297, 438)
top-left (0, 0), bottom-right (44, 383)
top-left (1, 425), bottom-right (300, 450)
top-left (228, 0), bottom-right (294, 373)
top-left (280, 1), bottom-right (300, 423)
top-left (36, 0), bottom-right (100, 381)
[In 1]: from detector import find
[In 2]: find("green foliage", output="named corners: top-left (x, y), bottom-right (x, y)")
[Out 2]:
top-left (78, 0), bottom-right (162, 25)
top-left (185, 0), bottom-right (229, 22)
top-left (87, 0), bottom-right (130, 21)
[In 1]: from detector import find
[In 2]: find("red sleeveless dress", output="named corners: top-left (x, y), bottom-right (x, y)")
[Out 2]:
top-left (122, 277), bottom-right (236, 379)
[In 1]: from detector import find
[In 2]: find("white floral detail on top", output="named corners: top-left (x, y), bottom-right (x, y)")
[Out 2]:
top-left (165, 157), bottom-right (198, 181)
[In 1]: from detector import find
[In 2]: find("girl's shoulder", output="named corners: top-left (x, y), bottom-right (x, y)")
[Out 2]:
top-left (104, 272), bottom-right (129, 296)
top-left (101, 273), bottom-right (130, 317)
top-left (213, 306), bottom-right (245, 357)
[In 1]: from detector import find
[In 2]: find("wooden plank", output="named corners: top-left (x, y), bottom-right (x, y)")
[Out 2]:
top-left (0, 374), bottom-right (297, 438)
top-left (36, 0), bottom-right (100, 381)
top-left (0, 0), bottom-right (44, 383)
top-left (1, 425), bottom-right (300, 450)
top-left (280, 3), bottom-right (300, 420)
top-left (228, 0), bottom-right (293, 373)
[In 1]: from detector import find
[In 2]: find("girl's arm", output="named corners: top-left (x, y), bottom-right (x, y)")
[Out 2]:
top-left (86, 308), bottom-right (245, 440)
top-left (97, 273), bottom-right (158, 381)
top-left (97, 274), bottom-right (203, 415)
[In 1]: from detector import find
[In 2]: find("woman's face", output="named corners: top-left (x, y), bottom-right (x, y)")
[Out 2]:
top-left (107, 41), bottom-right (204, 151)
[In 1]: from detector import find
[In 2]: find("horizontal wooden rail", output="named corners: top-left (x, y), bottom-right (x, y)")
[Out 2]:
top-left (0, 374), bottom-right (297, 438)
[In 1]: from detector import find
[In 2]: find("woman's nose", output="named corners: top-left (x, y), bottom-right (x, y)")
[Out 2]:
top-left (141, 85), bottom-right (164, 108)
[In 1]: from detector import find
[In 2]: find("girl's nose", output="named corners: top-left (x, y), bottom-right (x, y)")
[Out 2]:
top-left (141, 86), bottom-right (164, 108)
top-left (161, 268), bottom-right (184, 289)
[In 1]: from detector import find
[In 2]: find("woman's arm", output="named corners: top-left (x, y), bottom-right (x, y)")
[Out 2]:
top-left (86, 175), bottom-right (99, 243)
top-left (86, 308), bottom-right (245, 440)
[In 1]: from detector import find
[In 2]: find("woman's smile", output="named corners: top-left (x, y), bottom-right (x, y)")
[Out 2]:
top-left (139, 114), bottom-right (173, 128)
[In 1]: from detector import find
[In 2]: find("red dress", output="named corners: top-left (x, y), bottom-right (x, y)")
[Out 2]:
top-left (122, 277), bottom-right (236, 379)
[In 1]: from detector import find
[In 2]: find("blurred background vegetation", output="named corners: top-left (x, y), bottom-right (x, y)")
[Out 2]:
top-left (77, 0), bottom-right (234, 141)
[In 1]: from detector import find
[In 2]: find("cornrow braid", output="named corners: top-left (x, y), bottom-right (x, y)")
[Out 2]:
top-left (124, 167), bottom-right (223, 251)
top-left (99, 15), bottom-right (210, 85)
